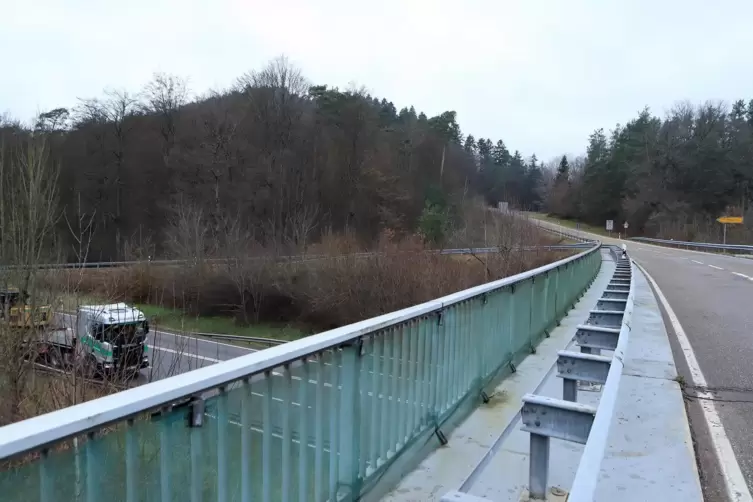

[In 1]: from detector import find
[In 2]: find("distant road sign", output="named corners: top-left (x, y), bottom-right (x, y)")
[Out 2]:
top-left (717, 216), bottom-right (743, 224)
top-left (606, 220), bottom-right (614, 231)
top-left (623, 222), bottom-right (629, 229)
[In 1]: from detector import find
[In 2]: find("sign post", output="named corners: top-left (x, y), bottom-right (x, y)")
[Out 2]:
top-left (623, 221), bottom-right (629, 238)
top-left (716, 216), bottom-right (744, 245)
top-left (606, 220), bottom-right (614, 235)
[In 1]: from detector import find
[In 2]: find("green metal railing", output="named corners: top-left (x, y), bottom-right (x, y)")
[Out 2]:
top-left (0, 245), bottom-right (601, 502)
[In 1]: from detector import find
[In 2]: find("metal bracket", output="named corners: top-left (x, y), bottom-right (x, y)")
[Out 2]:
top-left (437, 310), bottom-right (444, 327)
top-left (596, 298), bottom-right (628, 311)
top-left (482, 293), bottom-right (488, 305)
top-left (510, 361), bottom-right (517, 373)
top-left (556, 350), bottom-right (611, 384)
top-left (575, 325), bottom-right (620, 351)
top-left (188, 397), bottom-right (205, 428)
top-left (602, 290), bottom-right (629, 300)
top-left (530, 343), bottom-right (536, 354)
top-left (434, 423), bottom-right (448, 445)
top-left (587, 310), bottom-right (624, 328)
top-left (521, 394), bottom-right (596, 444)
top-left (341, 337), bottom-right (365, 356)
top-left (607, 284), bottom-right (630, 292)
top-left (481, 390), bottom-right (492, 404)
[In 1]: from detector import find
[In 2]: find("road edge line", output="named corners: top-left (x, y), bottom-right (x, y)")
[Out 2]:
top-left (635, 261), bottom-right (752, 502)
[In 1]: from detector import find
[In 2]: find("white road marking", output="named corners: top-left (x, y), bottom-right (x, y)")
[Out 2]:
top-left (637, 263), bottom-right (752, 502)
top-left (732, 272), bottom-right (752, 281)
top-left (691, 260), bottom-right (704, 265)
top-left (59, 312), bottom-right (253, 352)
top-left (150, 345), bottom-right (222, 362)
top-left (709, 265), bottom-right (724, 270)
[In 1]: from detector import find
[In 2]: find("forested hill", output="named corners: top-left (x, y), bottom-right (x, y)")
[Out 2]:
top-left (546, 102), bottom-right (753, 242)
top-left (0, 56), bottom-right (544, 262)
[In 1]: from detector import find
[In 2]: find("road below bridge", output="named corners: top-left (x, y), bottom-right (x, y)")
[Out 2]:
top-left (537, 220), bottom-right (753, 501)
top-left (56, 312), bottom-right (255, 381)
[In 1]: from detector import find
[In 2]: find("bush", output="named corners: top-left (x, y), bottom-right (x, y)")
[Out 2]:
top-left (43, 215), bottom-right (572, 334)
top-left (418, 203), bottom-right (450, 245)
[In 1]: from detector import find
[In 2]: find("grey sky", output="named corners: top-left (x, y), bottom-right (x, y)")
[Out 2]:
top-left (3, 0), bottom-right (753, 161)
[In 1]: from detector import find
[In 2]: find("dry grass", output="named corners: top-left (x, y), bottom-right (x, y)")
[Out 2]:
top-left (42, 212), bottom-right (573, 334)
top-left (1, 206), bottom-right (574, 433)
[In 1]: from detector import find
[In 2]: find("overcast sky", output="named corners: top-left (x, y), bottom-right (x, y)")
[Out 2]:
top-left (3, 0), bottom-right (753, 161)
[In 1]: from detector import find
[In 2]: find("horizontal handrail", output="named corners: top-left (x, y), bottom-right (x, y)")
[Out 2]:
top-left (0, 244), bottom-right (599, 460)
top-left (631, 236), bottom-right (753, 253)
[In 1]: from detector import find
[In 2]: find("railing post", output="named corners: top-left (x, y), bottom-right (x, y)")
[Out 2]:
top-left (339, 341), bottom-right (363, 500)
top-left (563, 379), bottom-right (577, 402)
top-left (529, 433), bottom-right (550, 499)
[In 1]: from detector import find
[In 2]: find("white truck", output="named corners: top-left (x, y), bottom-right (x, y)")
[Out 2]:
top-left (35, 303), bottom-right (150, 378)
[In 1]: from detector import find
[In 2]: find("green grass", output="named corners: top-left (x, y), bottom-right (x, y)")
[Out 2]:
top-left (528, 213), bottom-right (615, 238)
top-left (134, 303), bottom-right (304, 341)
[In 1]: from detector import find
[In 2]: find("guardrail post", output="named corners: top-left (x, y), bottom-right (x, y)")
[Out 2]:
top-left (529, 433), bottom-right (550, 499)
top-left (339, 340), bottom-right (363, 499)
top-left (563, 379), bottom-right (577, 402)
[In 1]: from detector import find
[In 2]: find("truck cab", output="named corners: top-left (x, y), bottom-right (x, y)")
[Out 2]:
top-left (76, 303), bottom-right (150, 376)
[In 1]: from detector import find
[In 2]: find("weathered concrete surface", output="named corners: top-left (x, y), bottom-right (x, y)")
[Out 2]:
top-left (536, 219), bottom-right (753, 500)
top-left (592, 265), bottom-right (701, 501)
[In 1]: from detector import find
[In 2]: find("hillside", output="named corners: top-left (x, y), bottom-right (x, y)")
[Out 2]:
top-left (1, 56), bottom-right (545, 262)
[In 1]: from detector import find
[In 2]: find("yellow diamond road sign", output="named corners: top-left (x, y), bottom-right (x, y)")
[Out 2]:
top-left (717, 216), bottom-right (743, 224)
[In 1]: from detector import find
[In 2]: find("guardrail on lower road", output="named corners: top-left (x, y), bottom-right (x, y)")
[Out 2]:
top-left (0, 244), bottom-right (591, 270)
top-left (195, 333), bottom-right (289, 348)
top-left (630, 236), bottom-right (753, 254)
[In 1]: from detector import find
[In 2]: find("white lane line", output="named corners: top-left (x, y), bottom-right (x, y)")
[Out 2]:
top-left (691, 260), bottom-right (704, 265)
top-left (732, 272), bottom-right (753, 281)
top-left (637, 263), bottom-right (752, 502)
top-left (60, 312), bottom-right (252, 352)
top-left (150, 345), bottom-right (222, 362)
top-left (709, 265), bottom-right (724, 270)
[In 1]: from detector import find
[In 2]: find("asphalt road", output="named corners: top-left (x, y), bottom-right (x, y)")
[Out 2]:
top-left (537, 220), bottom-right (753, 501)
top-left (56, 313), bottom-right (254, 381)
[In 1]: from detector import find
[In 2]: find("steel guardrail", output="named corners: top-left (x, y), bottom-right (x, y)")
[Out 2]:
top-left (194, 333), bottom-right (288, 347)
top-left (630, 236), bottom-right (753, 253)
top-left (0, 245), bottom-right (590, 270)
top-left (0, 242), bottom-right (601, 502)
top-left (441, 245), bottom-right (630, 502)
top-left (520, 245), bottom-right (634, 501)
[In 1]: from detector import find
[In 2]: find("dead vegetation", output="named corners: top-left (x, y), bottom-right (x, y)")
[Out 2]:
top-left (43, 206), bottom-right (570, 333)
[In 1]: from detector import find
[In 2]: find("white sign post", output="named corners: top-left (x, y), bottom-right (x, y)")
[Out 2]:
top-left (606, 220), bottom-right (614, 233)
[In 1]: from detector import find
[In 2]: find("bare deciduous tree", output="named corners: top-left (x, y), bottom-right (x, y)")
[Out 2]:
top-left (142, 73), bottom-right (188, 166)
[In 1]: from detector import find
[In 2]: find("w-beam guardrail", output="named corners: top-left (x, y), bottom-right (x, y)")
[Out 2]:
top-left (630, 236), bottom-right (753, 254)
top-left (196, 333), bottom-right (289, 348)
top-left (519, 245), bottom-right (633, 500)
top-left (0, 243), bottom-right (601, 502)
top-left (0, 244), bottom-right (591, 270)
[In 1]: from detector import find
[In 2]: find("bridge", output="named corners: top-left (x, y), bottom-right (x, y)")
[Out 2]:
top-left (0, 222), bottom-right (744, 501)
